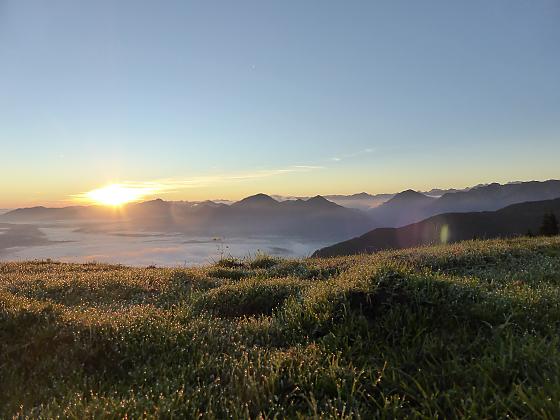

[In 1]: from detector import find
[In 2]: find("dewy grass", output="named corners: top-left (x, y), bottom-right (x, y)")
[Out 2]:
top-left (1, 236), bottom-right (560, 418)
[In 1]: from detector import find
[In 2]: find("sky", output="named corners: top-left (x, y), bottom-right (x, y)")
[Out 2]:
top-left (0, 0), bottom-right (559, 207)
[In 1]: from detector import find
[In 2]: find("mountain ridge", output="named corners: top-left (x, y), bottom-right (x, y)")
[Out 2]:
top-left (369, 179), bottom-right (560, 228)
top-left (1, 194), bottom-right (373, 241)
top-left (313, 198), bottom-right (560, 257)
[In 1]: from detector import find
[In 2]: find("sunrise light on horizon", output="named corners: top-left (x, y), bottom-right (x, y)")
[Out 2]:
top-left (75, 183), bottom-right (158, 206)
top-left (1, 1), bottom-right (558, 208)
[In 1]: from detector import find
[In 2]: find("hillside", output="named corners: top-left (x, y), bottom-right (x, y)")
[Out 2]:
top-left (367, 189), bottom-right (436, 227)
top-left (369, 179), bottom-right (560, 227)
top-left (2, 236), bottom-right (560, 417)
top-left (315, 198), bottom-right (560, 257)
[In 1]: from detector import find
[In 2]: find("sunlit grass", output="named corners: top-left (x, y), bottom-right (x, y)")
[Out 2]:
top-left (1, 236), bottom-right (560, 417)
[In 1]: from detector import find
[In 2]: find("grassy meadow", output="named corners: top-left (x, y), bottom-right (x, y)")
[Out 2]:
top-left (2, 236), bottom-right (560, 418)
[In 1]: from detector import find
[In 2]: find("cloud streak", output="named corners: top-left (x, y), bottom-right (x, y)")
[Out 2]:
top-left (71, 165), bottom-right (324, 204)
top-left (329, 148), bottom-right (375, 162)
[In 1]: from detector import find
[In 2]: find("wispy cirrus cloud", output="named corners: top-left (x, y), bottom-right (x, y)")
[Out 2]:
top-left (71, 165), bottom-right (324, 204)
top-left (329, 148), bottom-right (375, 162)
top-left (143, 165), bottom-right (324, 191)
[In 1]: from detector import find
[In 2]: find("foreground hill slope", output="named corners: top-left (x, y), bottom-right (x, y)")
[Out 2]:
top-left (369, 179), bottom-right (560, 228)
top-left (315, 198), bottom-right (560, 257)
top-left (2, 237), bottom-right (560, 417)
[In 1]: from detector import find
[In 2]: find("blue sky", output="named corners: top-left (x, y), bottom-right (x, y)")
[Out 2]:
top-left (0, 1), bottom-right (559, 206)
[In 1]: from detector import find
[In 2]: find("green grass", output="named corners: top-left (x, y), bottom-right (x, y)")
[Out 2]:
top-left (1, 236), bottom-right (560, 418)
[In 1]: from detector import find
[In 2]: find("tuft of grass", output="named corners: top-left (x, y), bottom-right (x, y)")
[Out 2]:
top-left (207, 266), bottom-right (253, 281)
top-left (1, 236), bottom-right (560, 417)
top-left (214, 256), bottom-right (245, 269)
top-left (195, 277), bottom-right (306, 317)
top-left (247, 252), bottom-right (281, 269)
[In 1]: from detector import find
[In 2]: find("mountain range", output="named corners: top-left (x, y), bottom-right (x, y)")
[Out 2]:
top-left (368, 180), bottom-right (560, 227)
top-left (1, 194), bottom-right (375, 241)
top-left (3, 179), bottom-right (559, 246)
top-left (313, 198), bottom-right (560, 257)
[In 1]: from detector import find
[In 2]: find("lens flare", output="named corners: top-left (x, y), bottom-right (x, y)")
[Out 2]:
top-left (440, 224), bottom-right (450, 244)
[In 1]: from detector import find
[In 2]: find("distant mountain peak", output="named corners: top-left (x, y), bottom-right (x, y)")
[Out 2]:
top-left (308, 194), bottom-right (328, 202)
top-left (387, 189), bottom-right (430, 202)
top-left (193, 200), bottom-right (224, 208)
top-left (233, 193), bottom-right (278, 208)
top-left (141, 198), bottom-right (165, 204)
top-left (400, 189), bottom-right (422, 196)
top-left (305, 195), bottom-right (340, 209)
top-left (136, 198), bottom-right (170, 208)
top-left (353, 192), bottom-right (373, 198)
top-left (242, 193), bottom-right (276, 202)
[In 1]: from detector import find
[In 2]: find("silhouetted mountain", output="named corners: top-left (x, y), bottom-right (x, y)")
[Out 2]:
top-left (349, 192), bottom-right (373, 199)
top-left (325, 192), bottom-right (373, 200)
top-left (269, 192), bottom-right (393, 210)
top-left (194, 200), bottom-right (227, 208)
top-left (429, 181), bottom-right (560, 214)
top-left (1, 195), bottom-right (374, 241)
top-left (5, 180), bottom-right (560, 242)
top-left (220, 195), bottom-right (371, 239)
top-left (369, 180), bottom-right (560, 228)
top-left (305, 195), bottom-right (340, 209)
top-left (320, 193), bottom-right (393, 210)
top-left (1, 205), bottom-right (116, 221)
top-left (313, 198), bottom-right (560, 257)
top-left (232, 193), bottom-right (279, 209)
top-left (420, 187), bottom-right (466, 197)
top-left (367, 190), bottom-right (436, 227)
top-left (385, 190), bottom-right (433, 205)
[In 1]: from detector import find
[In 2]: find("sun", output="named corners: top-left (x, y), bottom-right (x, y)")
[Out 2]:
top-left (84, 184), bottom-right (153, 206)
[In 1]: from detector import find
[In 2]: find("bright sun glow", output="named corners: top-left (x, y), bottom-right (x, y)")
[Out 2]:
top-left (84, 184), bottom-right (154, 206)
